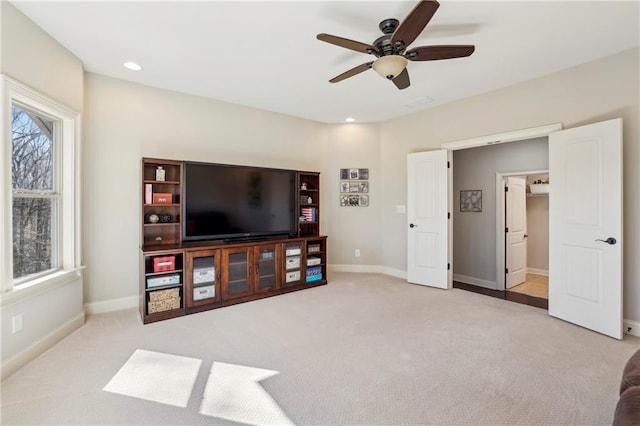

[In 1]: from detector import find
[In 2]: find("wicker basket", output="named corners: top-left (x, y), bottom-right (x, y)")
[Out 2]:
top-left (149, 287), bottom-right (180, 302)
top-left (147, 287), bottom-right (181, 314)
top-left (148, 297), bottom-right (181, 314)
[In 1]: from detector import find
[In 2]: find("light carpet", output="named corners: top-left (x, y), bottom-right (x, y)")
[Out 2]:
top-left (2, 272), bottom-right (638, 425)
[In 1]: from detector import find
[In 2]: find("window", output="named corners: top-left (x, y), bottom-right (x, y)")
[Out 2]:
top-left (1, 76), bottom-right (80, 292)
top-left (11, 105), bottom-right (59, 281)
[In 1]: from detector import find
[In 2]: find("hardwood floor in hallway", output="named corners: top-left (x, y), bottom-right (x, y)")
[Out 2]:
top-left (509, 273), bottom-right (548, 299)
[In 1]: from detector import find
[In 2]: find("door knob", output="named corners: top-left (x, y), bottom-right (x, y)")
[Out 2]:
top-left (409, 223), bottom-right (417, 228)
top-left (595, 237), bottom-right (617, 245)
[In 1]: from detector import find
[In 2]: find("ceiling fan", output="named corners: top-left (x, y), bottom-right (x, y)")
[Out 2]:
top-left (317, 0), bottom-right (475, 90)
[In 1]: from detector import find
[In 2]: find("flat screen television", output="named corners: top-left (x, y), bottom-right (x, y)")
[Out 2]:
top-left (182, 161), bottom-right (297, 242)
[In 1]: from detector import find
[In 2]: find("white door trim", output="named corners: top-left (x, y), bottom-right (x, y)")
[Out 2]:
top-left (495, 170), bottom-right (548, 291)
top-left (441, 123), bottom-right (562, 151)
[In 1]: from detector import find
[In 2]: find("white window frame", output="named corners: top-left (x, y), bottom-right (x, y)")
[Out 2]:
top-left (1, 75), bottom-right (82, 294)
top-left (11, 102), bottom-right (61, 283)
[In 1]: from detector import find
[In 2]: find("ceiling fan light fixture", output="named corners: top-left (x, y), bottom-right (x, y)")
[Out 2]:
top-left (372, 55), bottom-right (408, 80)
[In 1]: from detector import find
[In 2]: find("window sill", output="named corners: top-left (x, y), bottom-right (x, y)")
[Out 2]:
top-left (1, 267), bottom-right (85, 307)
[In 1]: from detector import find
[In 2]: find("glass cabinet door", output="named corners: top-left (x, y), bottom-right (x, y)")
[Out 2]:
top-left (255, 244), bottom-right (280, 293)
top-left (185, 249), bottom-right (220, 308)
top-left (223, 247), bottom-right (252, 300)
top-left (282, 242), bottom-right (303, 288)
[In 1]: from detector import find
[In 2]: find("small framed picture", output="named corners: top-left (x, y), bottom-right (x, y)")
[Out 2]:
top-left (358, 169), bottom-right (369, 180)
top-left (348, 195), bottom-right (360, 206)
top-left (340, 169), bottom-right (349, 180)
top-left (340, 194), bottom-right (349, 206)
top-left (340, 181), bottom-right (349, 193)
top-left (358, 181), bottom-right (369, 193)
top-left (460, 190), bottom-right (482, 212)
top-left (359, 195), bottom-right (369, 207)
top-left (349, 182), bottom-right (360, 193)
top-left (349, 168), bottom-right (359, 179)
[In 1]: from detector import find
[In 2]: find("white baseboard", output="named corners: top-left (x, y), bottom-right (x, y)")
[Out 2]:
top-left (328, 264), bottom-right (407, 280)
top-left (1, 312), bottom-right (85, 381)
top-left (381, 266), bottom-right (407, 280)
top-left (84, 295), bottom-right (138, 315)
top-left (453, 274), bottom-right (498, 290)
top-left (527, 268), bottom-right (549, 276)
top-left (624, 319), bottom-right (640, 337)
top-left (328, 264), bottom-right (383, 273)
top-left (327, 264), bottom-right (407, 280)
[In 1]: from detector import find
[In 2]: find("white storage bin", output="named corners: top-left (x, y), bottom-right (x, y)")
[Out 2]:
top-left (286, 256), bottom-right (301, 269)
top-left (529, 183), bottom-right (549, 194)
top-left (286, 271), bottom-right (301, 283)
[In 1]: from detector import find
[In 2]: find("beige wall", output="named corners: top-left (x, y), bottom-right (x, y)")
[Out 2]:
top-left (82, 74), bottom-right (329, 304)
top-left (1, 2), bottom-right (85, 377)
top-left (381, 47), bottom-right (640, 321)
top-left (325, 124), bottom-right (382, 269)
top-left (0, 2), bottom-right (83, 111)
top-left (527, 196), bottom-right (549, 273)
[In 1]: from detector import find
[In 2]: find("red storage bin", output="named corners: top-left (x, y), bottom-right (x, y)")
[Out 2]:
top-left (153, 256), bottom-right (176, 272)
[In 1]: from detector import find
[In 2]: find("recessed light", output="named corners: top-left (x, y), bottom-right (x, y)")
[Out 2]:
top-left (123, 61), bottom-right (143, 71)
top-left (345, 117), bottom-right (355, 122)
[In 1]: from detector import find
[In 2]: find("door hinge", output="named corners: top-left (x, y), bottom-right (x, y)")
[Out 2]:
top-left (505, 268), bottom-right (509, 274)
top-left (447, 161), bottom-right (450, 168)
top-left (505, 186), bottom-right (509, 192)
top-left (447, 263), bottom-right (451, 270)
top-left (505, 227), bottom-right (509, 233)
top-left (448, 212), bottom-right (451, 219)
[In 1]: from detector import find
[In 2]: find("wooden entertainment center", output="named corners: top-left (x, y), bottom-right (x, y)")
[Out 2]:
top-left (140, 158), bottom-right (327, 324)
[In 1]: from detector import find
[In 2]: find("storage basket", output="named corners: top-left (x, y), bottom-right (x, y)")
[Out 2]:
top-left (148, 297), bottom-right (181, 314)
top-left (148, 287), bottom-right (180, 302)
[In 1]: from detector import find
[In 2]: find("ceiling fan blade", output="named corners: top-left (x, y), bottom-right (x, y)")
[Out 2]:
top-left (392, 68), bottom-right (410, 90)
top-left (391, 0), bottom-right (440, 48)
top-left (317, 33), bottom-right (378, 55)
top-left (329, 62), bottom-right (374, 83)
top-left (405, 45), bottom-right (475, 61)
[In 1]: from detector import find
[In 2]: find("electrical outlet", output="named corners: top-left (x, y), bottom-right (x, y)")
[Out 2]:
top-left (355, 249), bottom-right (361, 257)
top-left (12, 314), bottom-right (23, 334)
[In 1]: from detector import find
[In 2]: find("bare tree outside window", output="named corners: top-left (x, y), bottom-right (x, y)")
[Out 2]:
top-left (11, 105), bottom-right (57, 280)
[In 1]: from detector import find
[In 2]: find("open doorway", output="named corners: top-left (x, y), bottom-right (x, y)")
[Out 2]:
top-left (450, 137), bottom-right (549, 309)
top-left (500, 171), bottom-right (549, 303)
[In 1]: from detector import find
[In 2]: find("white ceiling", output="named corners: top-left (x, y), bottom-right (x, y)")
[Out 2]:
top-left (10, 1), bottom-right (640, 124)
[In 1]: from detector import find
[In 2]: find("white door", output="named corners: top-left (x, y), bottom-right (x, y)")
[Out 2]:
top-left (549, 118), bottom-right (623, 339)
top-left (506, 176), bottom-right (527, 288)
top-left (407, 150), bottom-right (449, 288)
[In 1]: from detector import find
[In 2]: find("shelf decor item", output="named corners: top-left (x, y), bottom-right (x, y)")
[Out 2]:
top-left (145, 184), bottom-right (152, 204)
top-left (152, 193), bottom-right (172, 204)
top-left (146, 213), bottom-right (160, 224)
top-left (156, 166), bottom-right (166, 181)
top-left (153, 255), bottom-right (176, 272)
